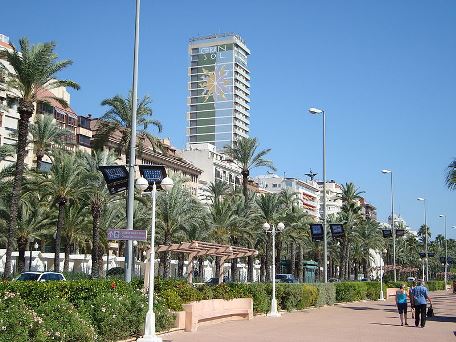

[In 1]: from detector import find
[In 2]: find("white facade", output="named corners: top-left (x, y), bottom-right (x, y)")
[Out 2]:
top-left (318, 180), bottom-right (343, 218)
top-left (180, 143), bottom-right (242, 202)
top-left (254, 174), bottom-right (320, 219)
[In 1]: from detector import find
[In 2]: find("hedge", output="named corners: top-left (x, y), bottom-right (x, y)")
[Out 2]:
top-left (0, 278), bottom-right (445, 341)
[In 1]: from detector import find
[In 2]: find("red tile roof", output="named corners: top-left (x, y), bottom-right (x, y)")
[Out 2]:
top-left (36, 87), bottom-right (77, 118)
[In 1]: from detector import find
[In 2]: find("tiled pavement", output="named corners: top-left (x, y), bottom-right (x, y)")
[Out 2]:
top-left (161, 291), bottom-right (455, 342)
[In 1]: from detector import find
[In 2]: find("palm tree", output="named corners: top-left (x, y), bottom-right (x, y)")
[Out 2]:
top-left (1, 38), bottom-right (79, 278)
top-left (31, 150), bottom-right (87, 271)
top-left (92, 92), bottom-right (162, 161)
top-left (155, 179), bottom-right (205, 278)
top-left (81, 150), bottom-right (118, 278)
top-left (337, 182), bottom-right (364, 279)
top-left (61, 204), bottom-right (91, 272)
top-left (224, 137), bottom-right (275, 201)
top-left (445, 158), bottom-right (456, 190)
top-left (256, 193), bottom-right (284, 281)
top-left (15, 200), bottom-right (53, 273)
top-left (29, 114), bottom-right (70, 169)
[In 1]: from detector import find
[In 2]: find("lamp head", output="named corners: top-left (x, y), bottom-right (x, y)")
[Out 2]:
top-left (34, 242), bottom-right (39, 250)
top-left (439, 214), bottom-right (445, 218)
top-left (308, 107), bottom-right (323, 115)
top-left (262, 222), bottom-right (271, 231)
top-left (417, 197), bottom-right (425, 202)
top-left (381, 169), bottom-right (391, 174)
top-left (135, 177), bottom-right (149, 191)
top-left (133, 240), bottom-right (138, 247)
top-left (277, 222), bottom-right (285, 231)
top-left (161, 177), bottom-right (174, 192)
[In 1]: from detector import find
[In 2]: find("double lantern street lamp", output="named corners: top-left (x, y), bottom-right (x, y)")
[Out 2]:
top-left (263, 222), bottom-right (285, 317)
top-left (308, 107), bottom-right (328, 283)
top-left (136, 175), bottom-right (173, 342)
top-left (381, 169), bottom-right (396, 282)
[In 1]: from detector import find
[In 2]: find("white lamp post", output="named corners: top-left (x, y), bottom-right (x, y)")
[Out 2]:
top-left (439, 214), bottom-right (448, 290)
top-left (308, 107), bottom-right (327, 283)
top-left (381, 169), bottom-right (396, 282)
top-left (28, 237), bottom-right (35, 271)
top-left (263, 222), bottom-right (285, 317)
top-left (417, 197), bottom-right (429, 281)
top-left (137, 176), bottom-right (174, 342)
top-left (379, 249), bottom-right (387, 301)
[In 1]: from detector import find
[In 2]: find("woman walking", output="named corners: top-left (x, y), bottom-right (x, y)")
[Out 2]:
top-left (396, 284), bottom-right (409, 326)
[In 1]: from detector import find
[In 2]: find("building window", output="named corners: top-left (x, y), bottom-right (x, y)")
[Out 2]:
top-left (272, 184), bottom-right (278, 188)
top-left (78, 116), bottom-right (91, 129)
top-left (77, 134), bottom-right (91, 147)
top-left (68, 116), bottom-right (77, 127)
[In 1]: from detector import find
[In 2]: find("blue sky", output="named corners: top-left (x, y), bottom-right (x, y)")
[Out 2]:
top-left (3, 1), bottom-right (455, 238)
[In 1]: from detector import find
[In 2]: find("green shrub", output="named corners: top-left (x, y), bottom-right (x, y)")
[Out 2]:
top-left (335, 282), bottom-right (367, 302)
top-left (297, 285), bottom-right (318, 310)
top-left (426, 281), bottom-right (445, 291)
top-left (314, 283), bottom-right (336, 307)
top-left (35, 297), bottom-right (96, 342)
top-left (0, 292), bottom-right (47, 342)
top-left (160, 289), bottom-right (184, 311)
top-left (364, 282), bottom-right (383, 300)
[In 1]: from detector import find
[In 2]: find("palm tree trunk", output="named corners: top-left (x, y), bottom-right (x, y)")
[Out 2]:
top-left (241, 170), bottom-right (249, 202)
top-left (36, 151), bottom-right (44, 171)
top-left (17, 237), bottom-right (28, 274)
top-left (54, 199), bottom-right (66, 272)
top-left (177, 253), bottom-right (184, 278)
top-left (247, 255), bottom-right (254, 282)
top-left (290, 241), bottom-right (296, 278)
top-left (215, 256), bottom-right (221, 278)
top-left (3, 101), bottom-right (34, 279)
top-left (63, 242), bottom-right (70, 272)
top-left (162, 233), bottom-right (171, 278)
top-left (260, 255), bottom-right (266, 282)
top-left (275, 233), bottom-right (282, 274)
top-left (265, 237), bottom-right (271, 281)
top-left (91, 201), bottom-right (101, 278)
top-left (297, 244), bottom-right (303, 282)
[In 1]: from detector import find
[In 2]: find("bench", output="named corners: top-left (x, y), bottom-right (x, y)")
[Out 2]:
top-left (386, 287), bottom-right (399, 299)
top-left (182, 298), bottom-right (253, 332)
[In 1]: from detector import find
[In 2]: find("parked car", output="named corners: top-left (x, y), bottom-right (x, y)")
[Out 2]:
top-left (205, 276), bottom-right (230, 285)
top-left (275, 274), bottom-right (298, 283)
top-left (360, 278), bottom-right (369, 282)
top-left (328, 278), bottom-right (340, 283)
top-left (15, 272), bottom-right (66, 282)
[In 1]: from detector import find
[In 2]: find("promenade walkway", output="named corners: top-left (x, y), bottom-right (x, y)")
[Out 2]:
top-left (162, 291), bottom-right (455, 342)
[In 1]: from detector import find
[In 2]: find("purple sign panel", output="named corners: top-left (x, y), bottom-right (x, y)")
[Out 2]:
top-left (107, 229), bottom-right (147, 241)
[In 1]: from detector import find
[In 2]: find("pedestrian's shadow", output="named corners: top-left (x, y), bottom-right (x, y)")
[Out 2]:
top-left (369, 323), bottom-right (402, 327)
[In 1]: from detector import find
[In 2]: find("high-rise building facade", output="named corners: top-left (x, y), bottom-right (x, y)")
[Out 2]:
top-left (187, 33), bottom-right (250, 150)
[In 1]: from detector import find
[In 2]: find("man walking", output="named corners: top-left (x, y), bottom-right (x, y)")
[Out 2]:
top-left (411, 279), bottom-right (432, 328)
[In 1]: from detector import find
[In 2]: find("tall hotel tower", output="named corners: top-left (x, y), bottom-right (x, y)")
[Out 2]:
top-left (187, 33), bottom-right (250, 150)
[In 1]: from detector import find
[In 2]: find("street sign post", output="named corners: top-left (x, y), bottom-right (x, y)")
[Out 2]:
top-left (107, 229), bottom-right (147, 241)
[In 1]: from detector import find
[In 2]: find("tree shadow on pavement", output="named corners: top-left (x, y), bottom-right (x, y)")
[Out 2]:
top-left (428, 315), bottom-right (456, 323)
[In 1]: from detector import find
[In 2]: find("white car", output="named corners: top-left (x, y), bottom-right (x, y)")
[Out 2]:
top-left (16, 272), bottom-right (66, 282)
top-left (407, 276), bottom-right (416, 282)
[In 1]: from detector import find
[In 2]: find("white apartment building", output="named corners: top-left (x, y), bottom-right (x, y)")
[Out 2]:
top-left (0, 33), bottom-right (92, 171)
top-left (254, 174), bottom-right (320, 220)
top-left (317, 180), bottom-right (343, 218)
top-left (180, 143), bottom-right (242, 202)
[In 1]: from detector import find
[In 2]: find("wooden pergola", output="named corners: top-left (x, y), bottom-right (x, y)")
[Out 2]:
top-left (156, 241), bottom-right (258, 284)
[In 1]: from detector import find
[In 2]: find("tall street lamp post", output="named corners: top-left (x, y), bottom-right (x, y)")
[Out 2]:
top-left (308, 107), bottom-right (327, 283)
top-left (263, 222), bottom-right (285, 317)
top-left (439, 214), bottom-right (448, 290)
top-left (125, 0), bottom-right (141, 283)
top-left (381, 169), bottom-right (396, 282)
top-left (136, 176), bottom-right (174, 342)
top-left (417, 197), bottom-right (429, 281)
top-left (28, 237), bottom-right (34, 271)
